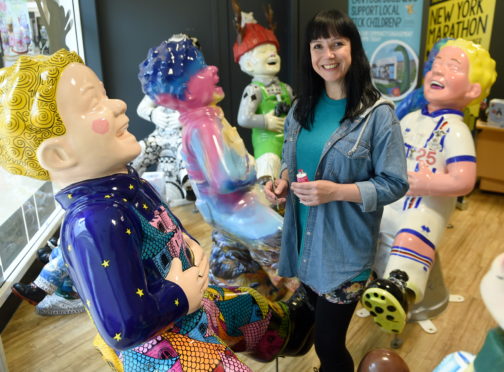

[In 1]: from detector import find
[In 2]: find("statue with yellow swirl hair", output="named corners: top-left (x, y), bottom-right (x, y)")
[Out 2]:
top-left (0, 50), bottom-right (82, 179)
top-left (0, 49), bottom-right (314, 371)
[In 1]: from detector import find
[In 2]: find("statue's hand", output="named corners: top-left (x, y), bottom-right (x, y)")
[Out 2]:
top-left (166, 258), bottom-right (208, 314)
top-left (183, 234), bottom-right (209, 273)
top-left (264, 112), bottom-right (285, 133)
top-left (406, 161), bottom-right (433, 196)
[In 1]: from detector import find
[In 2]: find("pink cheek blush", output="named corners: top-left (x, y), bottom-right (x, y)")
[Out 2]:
top-left (92, 118), bottom-right (110, 134)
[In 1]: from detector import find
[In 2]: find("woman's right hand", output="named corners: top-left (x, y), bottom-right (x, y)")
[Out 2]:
top-left (264, 178), bottom-right (289, 206)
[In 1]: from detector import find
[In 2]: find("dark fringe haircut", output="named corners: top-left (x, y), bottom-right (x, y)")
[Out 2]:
top-left (293, 9), bottom-right (380, 129)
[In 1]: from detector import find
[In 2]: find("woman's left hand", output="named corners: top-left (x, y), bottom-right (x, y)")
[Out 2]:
top-left (290, 180), bottom-right (337, 206)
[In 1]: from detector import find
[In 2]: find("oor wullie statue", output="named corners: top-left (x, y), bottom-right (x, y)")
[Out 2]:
top-left (362, 39), bottom-right (497, 334)
top-left (135, 36), bottom-right (291, 299)
top-left (139, 34), bottom-right (298, 300)
top-left (132, 35), bottom-right (202, 207)
top-left (133, 94), bottom-right (192, 206)
top-left (433, 253), bottom-right (504, 372)
top-left (232, 3), bottom-right (293, 183)
top-left (0, 50), bottom-right (312, 371)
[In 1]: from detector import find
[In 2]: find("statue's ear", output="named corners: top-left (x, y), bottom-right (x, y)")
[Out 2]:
top-left (245, 59), bottom-right (253, 71)
top-left (465, 82), bottom-right (482, 101)
top-left (37, 136), bottom-right (77, 172)
top-left (241, 59), bottom-right (254, 75)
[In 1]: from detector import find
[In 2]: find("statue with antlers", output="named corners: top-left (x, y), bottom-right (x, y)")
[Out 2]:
top-left (232, 0), bottom-right (293, 184)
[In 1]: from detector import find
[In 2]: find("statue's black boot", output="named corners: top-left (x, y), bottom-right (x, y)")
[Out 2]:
top-left (361, 270), bottom-right (411, 334)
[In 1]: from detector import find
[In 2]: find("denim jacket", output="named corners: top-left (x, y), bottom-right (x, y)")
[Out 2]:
top-left (278, 99), bottom-right (408, 294)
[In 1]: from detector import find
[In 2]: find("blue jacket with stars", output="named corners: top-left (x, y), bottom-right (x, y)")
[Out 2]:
top-left (55, 166), bottom-right (192, 350)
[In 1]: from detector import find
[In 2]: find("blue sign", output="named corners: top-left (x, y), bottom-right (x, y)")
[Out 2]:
top-left (349, 0), bottom-right (423, 101)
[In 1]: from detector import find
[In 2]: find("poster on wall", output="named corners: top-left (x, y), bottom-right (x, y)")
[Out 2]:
top-left (425, 0), bottom-right (495, 59)
top-left (348, 0), bottom-right (423, 102)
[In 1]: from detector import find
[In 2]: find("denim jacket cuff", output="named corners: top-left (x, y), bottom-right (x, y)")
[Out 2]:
top-left (280, 163), bottom-right (288, 179)
top-left (355, 181), bottom-right (377, 212)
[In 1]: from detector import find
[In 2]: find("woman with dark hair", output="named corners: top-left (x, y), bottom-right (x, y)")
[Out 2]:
top-left (264, 9), bottom-right (408, 371)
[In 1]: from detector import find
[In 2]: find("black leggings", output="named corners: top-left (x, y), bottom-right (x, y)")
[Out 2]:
top-left (305, 285), bottom-right (358, 372)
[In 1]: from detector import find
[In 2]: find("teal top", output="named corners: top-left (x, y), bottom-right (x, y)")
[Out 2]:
top-left (296, 92), bottom-right (346, 260)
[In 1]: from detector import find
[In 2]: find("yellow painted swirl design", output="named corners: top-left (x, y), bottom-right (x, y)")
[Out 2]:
top-left (0, 50), bottom-right (83, 180)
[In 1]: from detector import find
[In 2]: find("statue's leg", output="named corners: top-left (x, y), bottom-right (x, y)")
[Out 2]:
top-left (209, 230), bottom-right (287, 301)
top-left (204, 285), bottom-right (315, 363)
top-left (409, 252), bottom-right (449, 321)
top-left (94, 284), bottom-right (314, 370)
top-left (362, 204), bottom-right (446, 334)
top-left (33, 245), bottom-right (67, 295)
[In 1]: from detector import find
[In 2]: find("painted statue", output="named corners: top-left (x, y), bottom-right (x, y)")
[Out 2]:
top-left (433, 253), bottom-right (504, 372)
top-left (0, 50), bottom-right (313, 371)
top-left (12, 242), bottom-right (85, 316)
top-left (131, 37), bottom-right (202, 207)
top-left (395, 38), bottom-right (452, 120)
top-left (133, 94), bottom-right (192, 206)
top-left (362, 39), bottom-right (497, 334)
top-left (139, 34), bottom-right (297, 299)
top-left (232, 1), bottom-right (293, 183)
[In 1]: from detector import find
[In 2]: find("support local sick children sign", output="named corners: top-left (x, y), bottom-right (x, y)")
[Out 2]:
top-left (349, 0), bottom-right (423, 102)
top-left (425, 0), bottom-right (495, 59)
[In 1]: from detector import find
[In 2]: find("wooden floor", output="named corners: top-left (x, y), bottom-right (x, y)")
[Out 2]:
top-left (2, 188), bottom-right (503, 372)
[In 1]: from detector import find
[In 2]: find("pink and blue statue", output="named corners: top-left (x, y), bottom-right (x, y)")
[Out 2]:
top-left (0, 49), bottom-right (313, 371)
top-left (131, 36), bottom-right (202, 207)
top-left (362, 39), bottom-right (497, 334)
top-left (138, 34), bottom-right (297, 297)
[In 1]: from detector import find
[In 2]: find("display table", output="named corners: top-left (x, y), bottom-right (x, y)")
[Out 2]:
top-left (476, 120), bottom-right (504, 193)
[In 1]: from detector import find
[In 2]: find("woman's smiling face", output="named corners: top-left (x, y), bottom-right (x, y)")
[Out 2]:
top-left (310, 35), bottom-right (352, 88)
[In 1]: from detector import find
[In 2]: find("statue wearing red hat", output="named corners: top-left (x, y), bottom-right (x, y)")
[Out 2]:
top-left (232, 4), bottom-right (293, 184)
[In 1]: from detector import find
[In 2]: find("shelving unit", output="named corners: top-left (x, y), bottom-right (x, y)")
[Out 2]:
top-left (476, 120), bottom-right (504, 193)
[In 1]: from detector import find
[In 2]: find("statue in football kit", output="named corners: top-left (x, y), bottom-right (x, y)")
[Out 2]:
top-left (395, 38), bottom-right (452, 121)
top-left (232, 0), bottom-right (293, 183)
top-left (362, 39), bottom-right (497, 334)
top-left (0, 50), bottom-right (312, 371)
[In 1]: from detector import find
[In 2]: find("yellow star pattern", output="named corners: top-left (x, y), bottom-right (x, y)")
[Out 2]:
top-left (104, 195), bottom-right (112, 199)
top-left (67, 194), bottom-right (73, 199)
top-left (174, 298), bottom-right (179, 306)
top-left (67, 244), bottom-right (72, 252)
top-left (136, 289), bottom-right (144, 297)
top-left (126, 228), bottom-right (131, 235)
top-left (113, 333), bottom-right (122, 342)
top-left (129, 184), bottom-right (134, 190)
top-left (122, 198), bottom-right (128, 202)
top-left (142, 203), bottom-right (148, 210)
top-left (101, 260), bottom-right (110, 268)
